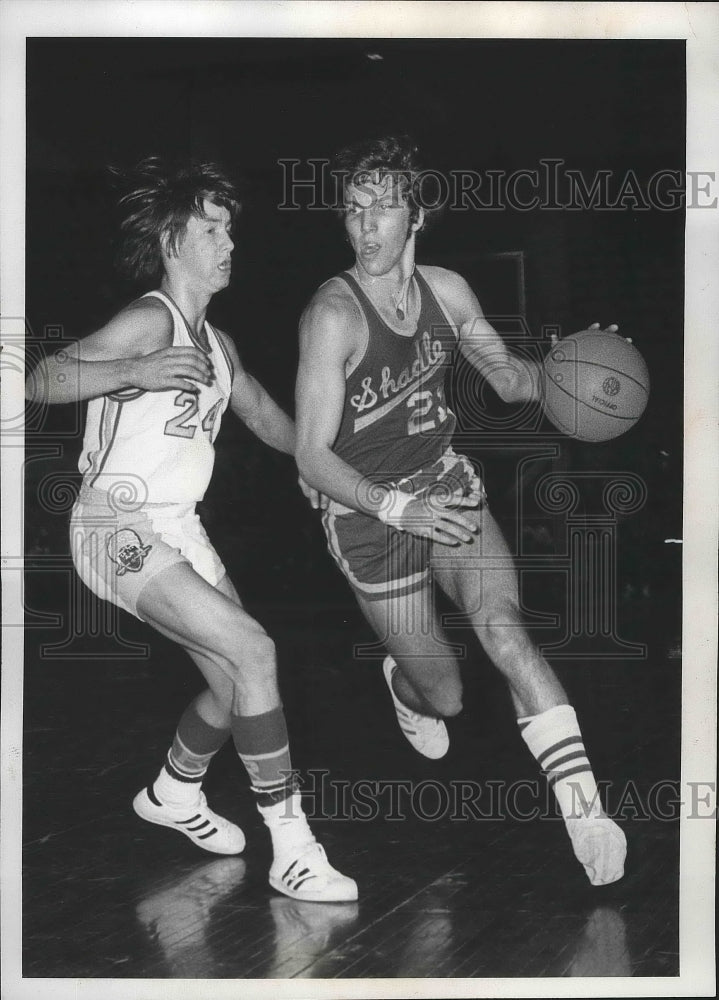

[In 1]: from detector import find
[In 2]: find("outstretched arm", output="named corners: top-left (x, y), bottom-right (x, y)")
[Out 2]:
top-left (431, 270), bottom-right (541, 404)
top-left (431, 268), bottom-right (619, 404)
top-left (460, 313), bottom-right (542, 404)
top-left (220, 332), bottom-right (295, 455)
top-left (25, 298), bottom-right (213, 405)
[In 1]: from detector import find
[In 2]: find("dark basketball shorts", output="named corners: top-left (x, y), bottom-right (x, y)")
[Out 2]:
top-left (70, 486), bottom-right (226, 620)
top-left (322, 449), bottom-right (487, 602)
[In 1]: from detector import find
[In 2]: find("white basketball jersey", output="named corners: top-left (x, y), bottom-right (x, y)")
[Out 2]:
top-left (79, 290), bottom-right (234, 504)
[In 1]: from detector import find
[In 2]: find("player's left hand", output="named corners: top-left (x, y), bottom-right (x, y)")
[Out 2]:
top-left (298, 475), bottom-right (329, 510)
top-left (587, 321), bottom-right (619, 335)
top-left (551, 322), bottom-right (629, 345)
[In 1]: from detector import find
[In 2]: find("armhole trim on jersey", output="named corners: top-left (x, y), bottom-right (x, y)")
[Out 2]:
top-left (104, 289), bottom-right (175, 401)
top-left (414, 268), bottom-right (460, 344)
top-left (335, 273), bottom-right (371, 379)
top-left (107, 387), bottom-right (145, 402)
top-left (207, 323), bottom-right (235, 387)
top-left (88, 397), bottom-right (124, 488)
top-left (146, 288), bottom-right (211, 355)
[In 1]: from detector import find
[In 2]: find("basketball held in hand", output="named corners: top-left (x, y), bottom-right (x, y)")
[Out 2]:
top-left (542, 330), bottom-right (650, 442)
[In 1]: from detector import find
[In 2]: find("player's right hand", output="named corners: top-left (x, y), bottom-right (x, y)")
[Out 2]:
top-left (386, 493), bottom-right (480, 546)
top-left (126, 347), bottom-right (214, 393)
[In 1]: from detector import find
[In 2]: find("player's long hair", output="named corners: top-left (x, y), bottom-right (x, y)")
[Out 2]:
top-left (331, 134), bottom-right (430, 230)
top-left (109, 157), bottom-right (242, 282)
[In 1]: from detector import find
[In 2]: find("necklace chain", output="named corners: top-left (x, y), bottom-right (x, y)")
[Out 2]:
top-left (352, 265), bottom-right (414, 320)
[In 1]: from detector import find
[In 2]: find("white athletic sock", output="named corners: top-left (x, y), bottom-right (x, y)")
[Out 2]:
top-left (520, 705), bottom-right (626, 886)
top-left (519, 704), bottom-right (603, 819)
top-left (153, 763), bottom-right (202, 808)
top-left (258, 792), bottom-right (315, 862)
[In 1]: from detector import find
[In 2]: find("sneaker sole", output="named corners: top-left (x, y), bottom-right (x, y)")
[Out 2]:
top-left (269, 872), bottom-right (358, 903)
top-left (132, 789), bottom-right (245, 856)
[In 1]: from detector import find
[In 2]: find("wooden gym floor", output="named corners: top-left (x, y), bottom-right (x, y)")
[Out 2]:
top-left (19, 573), bottom-right (681, 984)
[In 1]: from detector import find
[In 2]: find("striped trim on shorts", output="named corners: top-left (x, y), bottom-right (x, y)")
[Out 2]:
top-left (321, 449), bottom-right (486, 602)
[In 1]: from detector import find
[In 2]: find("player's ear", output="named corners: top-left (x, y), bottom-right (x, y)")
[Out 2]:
top-left (159, 229), bottom-right (172, 261)
top-left (159, 225), bottom-right (178, 261)
top-left (410, 207), bottom-right (425, 233)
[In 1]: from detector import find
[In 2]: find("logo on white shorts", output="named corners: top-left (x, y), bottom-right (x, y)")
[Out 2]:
top-left (107, 529), bottom-right (152, 575)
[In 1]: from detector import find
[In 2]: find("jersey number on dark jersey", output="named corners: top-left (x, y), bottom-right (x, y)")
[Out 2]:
top-left (407, 386), bottom-right (449, 436)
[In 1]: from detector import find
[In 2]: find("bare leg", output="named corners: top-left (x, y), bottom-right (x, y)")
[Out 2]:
top-left (354, 584), bottom-right (464, 718)
top-left (134, 563), bottom-right (357, 899)
top-left (136, 562), bottom-right (280, 717)
top-left (434, 503), bottom-right (626, 885)
top-left (170, 574), bottom-right (247, 730)
top-left (433, 503), bottom-right (567, 717)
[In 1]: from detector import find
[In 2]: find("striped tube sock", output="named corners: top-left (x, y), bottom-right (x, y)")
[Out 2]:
top-left (230, 706), bottom-right (298, 807)
top-left (153, 699), bottom-right (230, 807)
top-left (519, 704), bottom-right (603, 820)
top-left (231, 707), bottom-right (312, 860)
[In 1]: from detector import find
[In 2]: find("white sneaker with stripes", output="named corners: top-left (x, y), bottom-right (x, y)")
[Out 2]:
top-left (382, 656), bottom-right (449, 759)
top-left (269, 841), bottom-right (358, 902)
top-left (133, 785), bottom-right (246, 855)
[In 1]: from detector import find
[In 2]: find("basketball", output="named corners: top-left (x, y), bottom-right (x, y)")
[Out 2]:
top-left (542, 330), bottom-right (650, 442)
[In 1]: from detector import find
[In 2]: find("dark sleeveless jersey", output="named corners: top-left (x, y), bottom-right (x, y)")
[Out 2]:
top-left (333, 268), bottom-right (458, 480)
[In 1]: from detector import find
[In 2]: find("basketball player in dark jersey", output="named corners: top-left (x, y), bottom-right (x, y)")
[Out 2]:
top-left (295, 135), bottom-right (626, 886)
top-left (26, 157), bottom-right (356, 902)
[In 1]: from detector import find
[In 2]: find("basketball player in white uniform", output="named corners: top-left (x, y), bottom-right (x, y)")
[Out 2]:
top-left (295, 135), bottom-right (627, 886)
top-left (26, 158), bottom-right (356, 903)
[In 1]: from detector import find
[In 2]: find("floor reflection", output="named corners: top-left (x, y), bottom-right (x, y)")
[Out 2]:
top-left (268, 896), bottom-right (360, 977)
top-left (567, 906), bottom-right (631, 977)
top-left (135, 857), bottom-right (247, 977)
top-left (133, 856), bottom-right (635, 980)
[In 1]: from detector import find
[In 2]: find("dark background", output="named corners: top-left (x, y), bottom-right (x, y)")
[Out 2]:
top-left (25, 36), bottom-right (685, 636)
top-left (20, 38), bottom-right (688, 980)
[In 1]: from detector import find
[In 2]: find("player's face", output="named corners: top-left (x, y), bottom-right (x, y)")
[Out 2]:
top-left (172, 199), bottom-right (234, 293)
top-left (343, 175), bottom-right (421, 278)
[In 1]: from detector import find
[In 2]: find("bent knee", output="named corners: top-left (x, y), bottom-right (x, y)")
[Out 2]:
top-left (210, 628), bottom-right (277, 683)
top-left (476, 601), bottom-right (527, 647)
top-left (475, 602), bottom-right (535, 663)
top-left (423, 679), bottom-right (463, 718)
top-left (476, 599), bottom-right (522, 630)
top-left (235, 631), bottom-right (277, 678)
top-left (436, 696), bottom-right (463, 718)
top-left (245, 631), bottom-right (276, 668)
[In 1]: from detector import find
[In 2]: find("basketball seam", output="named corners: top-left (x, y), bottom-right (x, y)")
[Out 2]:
top-left (544, 374), bottom-right (641, 420)
top-left (547, 357), bottom-right (649, 391)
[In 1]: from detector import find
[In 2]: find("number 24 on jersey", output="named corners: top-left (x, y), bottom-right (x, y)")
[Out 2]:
top-left (164, 391), bottom-right (222, 440)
